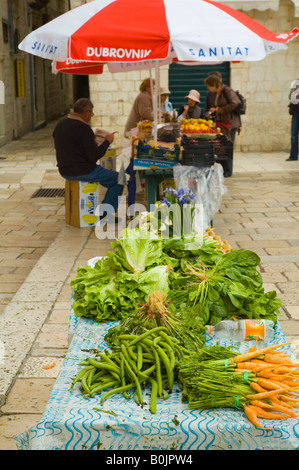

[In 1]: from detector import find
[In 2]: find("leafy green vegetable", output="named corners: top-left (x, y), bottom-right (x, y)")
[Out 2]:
top-left (104, 290), bottom-right (206, 351)
top-left (109, 227), bottom-right (163, 273)
top-left (72, 265), bottom-right (172, 322)
top-left (168, 248), bottom-right (281, 325)
top-left (70, 228), bottom-right (282, 326)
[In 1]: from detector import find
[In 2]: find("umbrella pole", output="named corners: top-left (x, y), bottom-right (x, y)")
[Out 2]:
top-left (150, 67), bottom-right (157, 141)
top-left (152, 60), bottom-right (160, 141)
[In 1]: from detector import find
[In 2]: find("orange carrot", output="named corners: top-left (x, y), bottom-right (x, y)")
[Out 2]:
top-left (250, 382), bottom-right (267, 393)
top-left (274, 366), bottom-right (299, 375)
top-left (270, 396), bottom-right (292, 407)
top-left (257, 369), bottom-right (293, 379)
top-left (236, 362), bottom-right (261, 370)
top-left (279, 396), bottom-right (299, 407)
top-left (249, 405), bottom-right (291, 420)
top-left (250, 400), bottom-right (298, 418)
top-left (257, 378), bottom-right (289, 390)
top-left (244, 405), bottom-right (264, 429)
top-left (266, 350), bottom-right (288, 355)
top-left (282, 380), bottom-right (299, 388)
top-left (245, 359), bottom-right (284, 369)
top-left (263, 353), bottom-right (299, 366)
top-left (248, 338), bottom-right (259, 353)
top-left (262, 374), bottom-right (297, 383)
top-left (252, 364), bottom-right (280, 372)
top-left (247, 386), bottom-right (295, 400)
top-left (233, 342), bottom-right (293, 364)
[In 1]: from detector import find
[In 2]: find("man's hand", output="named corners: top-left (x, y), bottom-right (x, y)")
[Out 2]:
top-left (105, 133), bottom-right (114, 144)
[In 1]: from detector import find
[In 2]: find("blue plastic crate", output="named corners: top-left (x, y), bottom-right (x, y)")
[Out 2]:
top-left (134, 141), bottom-right (180, 170)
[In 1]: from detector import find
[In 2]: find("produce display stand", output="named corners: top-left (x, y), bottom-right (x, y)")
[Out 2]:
top-left (15, 302), bottom-right (299, 450)
top-left (181, 134), bottom-right (233, 167)
top-left (132, 140), bottom-right (181, 211)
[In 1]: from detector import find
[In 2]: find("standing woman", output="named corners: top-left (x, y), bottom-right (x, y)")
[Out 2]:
top-left (124, 77), bottom-right (155, 218)
top-left (125, 77), bottom-right (154, 136)
top-left (204, 74), bottom-right (241, 177)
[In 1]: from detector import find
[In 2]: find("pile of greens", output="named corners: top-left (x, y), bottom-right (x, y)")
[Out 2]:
top-left (167, 243), bottom-right (282, 325)
top-left (71, 227), bottom-right (281, 326)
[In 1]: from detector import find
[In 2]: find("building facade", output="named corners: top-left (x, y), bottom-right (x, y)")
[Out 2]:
top-left (0, 0), bottom-right (74, 146)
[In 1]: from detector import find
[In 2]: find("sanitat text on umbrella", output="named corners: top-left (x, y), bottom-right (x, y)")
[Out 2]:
top-left (32, 41), bottom-right (58, 55)
top-left (188, 46), bottom-right (249, 59)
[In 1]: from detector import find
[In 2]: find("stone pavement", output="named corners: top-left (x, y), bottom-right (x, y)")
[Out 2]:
top-left (0, 122), bottom-right (299, 450)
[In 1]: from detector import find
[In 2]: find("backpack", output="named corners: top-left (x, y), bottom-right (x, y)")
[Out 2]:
top-left (222, 86), bottom-right (246, 116)
top-left (233, 90), bottom-right (246, 116)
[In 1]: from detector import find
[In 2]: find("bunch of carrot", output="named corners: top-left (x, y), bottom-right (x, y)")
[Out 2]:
top-left (178, 342), bottom-right (299, 429)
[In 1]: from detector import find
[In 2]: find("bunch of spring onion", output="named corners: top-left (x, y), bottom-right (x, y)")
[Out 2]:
top-left (178, 342), bottom-right (299, 429)
top-left (104, 290), bottom-right (206, 351)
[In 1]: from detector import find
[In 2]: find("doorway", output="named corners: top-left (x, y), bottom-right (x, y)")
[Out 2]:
top-left (73, 76), bottom-right (90, 101)
top-left (169, 62), bottom-right (230, 113)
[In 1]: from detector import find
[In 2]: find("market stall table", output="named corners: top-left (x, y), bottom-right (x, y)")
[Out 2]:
top-left (15, 306), bottom-right (299, 450)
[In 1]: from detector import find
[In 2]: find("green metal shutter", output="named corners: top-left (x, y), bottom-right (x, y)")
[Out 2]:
top-left (168, 62), bottom-right (230, 113)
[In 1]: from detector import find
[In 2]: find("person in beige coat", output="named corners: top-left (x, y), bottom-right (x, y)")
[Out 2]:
top-left (204, 74), bottom-right (241, 177)
top-left (124, 77), bottom-right (155, 136)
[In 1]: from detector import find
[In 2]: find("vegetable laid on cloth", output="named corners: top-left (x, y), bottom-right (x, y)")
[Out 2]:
top-left (71, 327), bottom-right (194, 414)
top-left (104, 290), bottom-right (206, 351)
top-left (71, 227), bottom-right (282, 326)
top-left (177, 342), bottom-right (299, 429)
top-left (168, 246), bottom-right (282, 326)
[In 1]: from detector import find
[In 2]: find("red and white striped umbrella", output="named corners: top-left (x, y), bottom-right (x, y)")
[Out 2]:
top-left (19, 0), bottom-right (299, 65)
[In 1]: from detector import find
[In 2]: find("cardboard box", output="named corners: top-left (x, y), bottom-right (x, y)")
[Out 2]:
top-left (100, 146), bottom-right (116, 170)
top-left (65, 180), bottom-right (100, 228)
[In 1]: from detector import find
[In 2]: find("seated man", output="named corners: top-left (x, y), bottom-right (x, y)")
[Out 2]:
top-left (53, 97), bottom-right (124, 222)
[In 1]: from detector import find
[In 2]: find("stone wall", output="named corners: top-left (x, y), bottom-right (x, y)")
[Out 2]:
top-left (0, 0), bottom-right (73, 146)
top-left (89, 0), bottom-right (298, 153)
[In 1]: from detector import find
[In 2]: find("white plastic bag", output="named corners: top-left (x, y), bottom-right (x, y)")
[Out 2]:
top-left (173, 163), bottom-right (227, 230)
top-left (117, 162), bottom-right (127, 185)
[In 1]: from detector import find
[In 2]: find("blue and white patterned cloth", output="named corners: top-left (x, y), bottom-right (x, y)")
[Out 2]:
top-left (15, 308), bottom-right (299, 450)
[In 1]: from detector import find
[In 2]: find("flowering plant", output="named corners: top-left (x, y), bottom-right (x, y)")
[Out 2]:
top-left (157, 187), bottom-right (196, 237)
top-left (133, 187), bottom-right (197, 238)
top-left (142, 187), bottom-right (195, 237)
top-left (161, 187), bottom-right (196, 207)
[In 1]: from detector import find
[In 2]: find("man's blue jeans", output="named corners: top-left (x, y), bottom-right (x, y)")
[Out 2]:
top-left (290, 108), bottom-right (299, 160)
top-left (62, 165), bottom-right (124, 213)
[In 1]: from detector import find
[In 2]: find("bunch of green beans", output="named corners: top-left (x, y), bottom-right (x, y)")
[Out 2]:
top-left (70, 326), bottom-right (193, 414)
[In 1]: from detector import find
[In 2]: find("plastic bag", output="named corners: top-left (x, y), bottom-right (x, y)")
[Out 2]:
top-left (173, 163), bottom-right (227, 230)
top-left (117, 162), bottom-right (127, 185)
